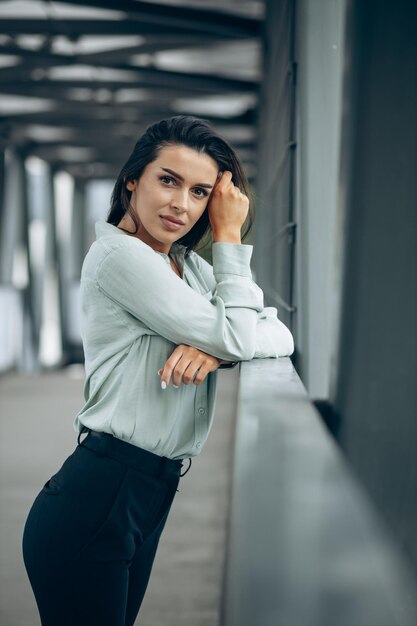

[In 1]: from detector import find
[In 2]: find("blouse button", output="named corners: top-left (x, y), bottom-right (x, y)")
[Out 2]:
top-left (198, 407), bottom-right (206, 415)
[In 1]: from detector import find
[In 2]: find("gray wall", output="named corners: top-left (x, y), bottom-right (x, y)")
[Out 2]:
top-left (331, 0), bottom-right (417, 574)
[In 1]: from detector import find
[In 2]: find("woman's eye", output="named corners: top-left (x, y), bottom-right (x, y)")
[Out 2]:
top-left (160, 175), bottom-right (175, 184)
top-left (194, 188), bottom-right (208, 197)
top-left (160, 176), bottom-right (208, 198)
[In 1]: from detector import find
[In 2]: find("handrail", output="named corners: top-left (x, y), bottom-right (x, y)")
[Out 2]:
top-left (220, 357), bottom-right (417, 626)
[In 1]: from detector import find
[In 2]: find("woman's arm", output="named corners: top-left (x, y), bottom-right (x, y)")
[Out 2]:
top-left (95, 237), bottom-right (265, 362)
top-left (192, 253), bottom-right (294, 358)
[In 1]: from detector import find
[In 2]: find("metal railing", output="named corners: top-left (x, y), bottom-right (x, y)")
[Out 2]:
top-left (220, 357), bottom-right (417, 626)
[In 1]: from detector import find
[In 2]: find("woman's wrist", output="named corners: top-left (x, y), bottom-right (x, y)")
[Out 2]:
top-left (212, 230), bottom-right (242, 244)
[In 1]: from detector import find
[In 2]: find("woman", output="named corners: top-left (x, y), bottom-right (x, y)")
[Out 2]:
top-left (22, 115), bottom-right (294, 626)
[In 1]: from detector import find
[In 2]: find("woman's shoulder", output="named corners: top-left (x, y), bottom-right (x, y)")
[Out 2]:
top-left (93, 221), bottom-right (156, 257)
top-left (81, 231), bottom-right (159, 283)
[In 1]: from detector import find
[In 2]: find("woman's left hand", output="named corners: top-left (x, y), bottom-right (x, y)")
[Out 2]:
top-left (158, 344), bottom-right (225, 388)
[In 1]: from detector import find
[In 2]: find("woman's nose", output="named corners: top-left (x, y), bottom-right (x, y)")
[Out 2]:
top-left (172, 188), bottom-right (190, 210)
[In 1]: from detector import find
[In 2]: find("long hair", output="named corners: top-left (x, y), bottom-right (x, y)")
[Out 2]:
top-left (107, 115), bottom-right (255, 258)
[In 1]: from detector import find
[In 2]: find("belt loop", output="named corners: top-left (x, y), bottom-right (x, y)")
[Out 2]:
top-left (77, 425), bottom-right (90, 447)
top-left (180, 458), bottom-right (192, 477)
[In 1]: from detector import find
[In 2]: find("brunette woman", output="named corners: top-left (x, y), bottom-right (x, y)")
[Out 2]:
top-left (22, 115), bottom-right (294, 626)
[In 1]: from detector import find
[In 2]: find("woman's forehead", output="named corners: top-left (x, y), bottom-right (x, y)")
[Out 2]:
top-left (154, 144), bottom-right (219, 177)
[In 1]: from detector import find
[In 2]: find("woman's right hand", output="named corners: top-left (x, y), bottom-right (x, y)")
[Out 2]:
top-left (208, 170), bottom-right (249, 238)
top-left (158, 344), bottom-right (224, 388)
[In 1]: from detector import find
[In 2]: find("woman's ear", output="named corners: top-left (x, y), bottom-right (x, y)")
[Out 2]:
top-left (126, 180), bottom-right (136, 191)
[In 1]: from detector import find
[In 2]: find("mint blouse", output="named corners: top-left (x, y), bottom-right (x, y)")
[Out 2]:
top-left (73, 220), bottom-right (294, 460)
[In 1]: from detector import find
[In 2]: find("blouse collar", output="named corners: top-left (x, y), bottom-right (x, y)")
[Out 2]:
top-left (94, 220), bottom-right (187, 262)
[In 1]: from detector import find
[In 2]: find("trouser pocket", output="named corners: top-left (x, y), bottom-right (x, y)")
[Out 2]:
top-left (42, 474), bottom-right (63, 495)
top-left (23, 445), bottom-right (130, 566)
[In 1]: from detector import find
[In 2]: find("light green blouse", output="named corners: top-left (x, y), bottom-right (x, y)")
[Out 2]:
top-left (73, 220), bottom-right (294, 460)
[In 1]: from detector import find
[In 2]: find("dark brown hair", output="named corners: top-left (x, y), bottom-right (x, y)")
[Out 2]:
top-left (107, 114), bottom-right (255, 258)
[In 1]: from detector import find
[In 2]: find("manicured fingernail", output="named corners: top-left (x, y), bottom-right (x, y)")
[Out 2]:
top-left (157, 369), bottom-right (162, 376)
top-left (173, 384), bottom-right (179, 389)
top-left (161, 380), bottom-right (166, 389)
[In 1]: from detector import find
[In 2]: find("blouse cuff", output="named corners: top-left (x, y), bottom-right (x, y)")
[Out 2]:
top-left (212, 242), bottom-right (253, 278)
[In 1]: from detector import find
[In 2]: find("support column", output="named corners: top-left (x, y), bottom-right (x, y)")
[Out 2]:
top-left (254, 0), bottom-right (297, 341)
top-left (17, 151), bottom-right (39, 371)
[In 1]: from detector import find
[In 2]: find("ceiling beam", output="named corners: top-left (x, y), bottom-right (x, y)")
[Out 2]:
top-left (0, 37), bottom-right (221, 63)
top-left (48, 0), bottom-right (261, 38)
top-left (19, 136), bottom-right (256, 158)
top-left (0, 2), bottom-right (261, 180)
top-left (0, 107), bottom-right (257, 134)
top-left (0, 14), bottom-right (259, 39)
top-left (0, 63), bottom-right (258, 93)
top-left (0, 43), bottom-right (256, 85)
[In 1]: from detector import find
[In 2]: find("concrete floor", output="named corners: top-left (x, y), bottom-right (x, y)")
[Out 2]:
top-left (0, 365), bottom-right (238, 626)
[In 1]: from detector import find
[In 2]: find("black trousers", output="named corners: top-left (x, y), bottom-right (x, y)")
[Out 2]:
top-left (22, 427), bottom-right (192, 626)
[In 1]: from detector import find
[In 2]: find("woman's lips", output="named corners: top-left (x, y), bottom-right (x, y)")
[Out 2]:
top-left (159, 216), bottom-right (183, 231)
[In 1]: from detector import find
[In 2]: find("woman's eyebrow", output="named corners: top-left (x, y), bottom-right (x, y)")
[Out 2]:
top-left (160, 167), bottom-right (214, 189)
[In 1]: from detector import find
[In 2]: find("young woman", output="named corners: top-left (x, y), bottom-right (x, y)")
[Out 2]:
top-left (22, 115), bottom-right (294, 626)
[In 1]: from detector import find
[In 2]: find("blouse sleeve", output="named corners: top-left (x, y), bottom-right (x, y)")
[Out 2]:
top-left (95, 238), bottom-right (265, 362)
top-left (253, 306), bottom-right (294, 357)
top-left (192, 253), bottom-right (295, 359)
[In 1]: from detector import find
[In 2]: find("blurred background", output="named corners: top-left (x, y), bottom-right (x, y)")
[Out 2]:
top-left (0, 1), bottom-right (416, 625)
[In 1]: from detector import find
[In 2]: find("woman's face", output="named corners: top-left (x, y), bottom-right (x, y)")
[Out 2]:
top-left (121, 144), bottom-right (219, 254)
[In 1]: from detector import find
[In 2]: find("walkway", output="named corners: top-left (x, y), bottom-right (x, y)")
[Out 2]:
top-left (0, 365), bottom-right (238, 626)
